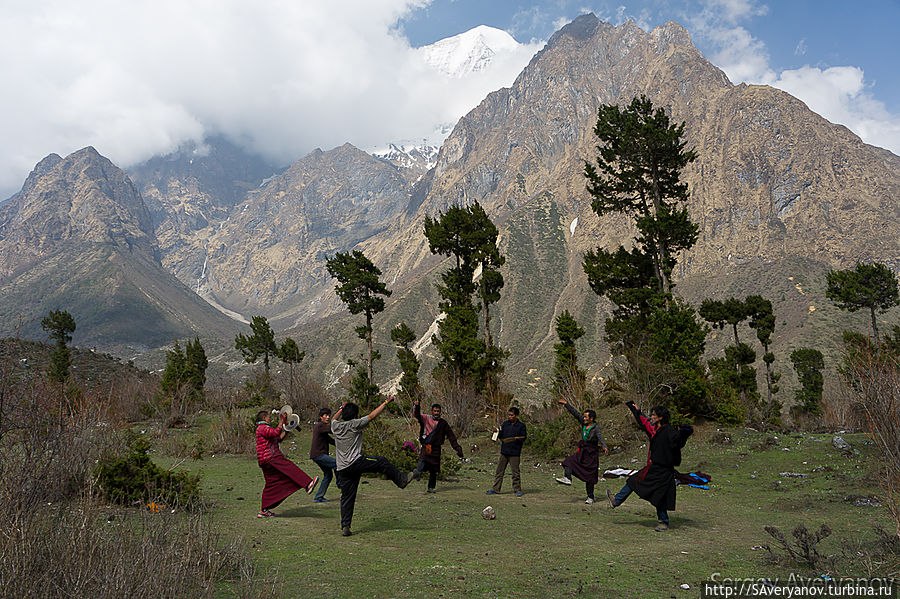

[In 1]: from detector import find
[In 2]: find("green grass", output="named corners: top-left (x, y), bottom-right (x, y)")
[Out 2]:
top-left (158, 424), bottom-right (894, 599)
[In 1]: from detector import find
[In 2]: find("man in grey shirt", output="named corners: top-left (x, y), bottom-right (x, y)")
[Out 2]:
top-left (331, 397), bottom-right (413, 536)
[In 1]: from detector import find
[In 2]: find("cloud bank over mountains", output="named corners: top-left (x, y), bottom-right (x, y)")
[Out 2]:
top-left (0, 1), bottom-right (540, 199)
top-left (1, 0), bottom-right (897, 201)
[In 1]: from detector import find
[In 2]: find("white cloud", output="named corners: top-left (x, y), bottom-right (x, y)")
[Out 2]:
top-left (0, 0), bottom-right (540, 198)
top-left (767, 66), bottom-right (900, 154)
top-left (687, 0), bottom-right (900, 156)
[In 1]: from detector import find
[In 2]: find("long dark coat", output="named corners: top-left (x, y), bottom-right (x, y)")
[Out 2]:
top-left (625, 403), bottom-right (692, 511)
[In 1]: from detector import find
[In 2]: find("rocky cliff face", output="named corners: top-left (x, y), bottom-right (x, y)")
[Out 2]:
top-left (159, 143), bottom-right (413, 324)
top-left (296, 15), bottom-right (900, 391)
top-left (0, 147), bottom-right (157, 280)
top-left (0, 147), bottom-right (241, 349)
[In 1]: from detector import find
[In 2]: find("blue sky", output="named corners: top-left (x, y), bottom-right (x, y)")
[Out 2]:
top-left (402, 0), bottom-right (899, 114)
top-left (0, 0), bottom-right (897, 200)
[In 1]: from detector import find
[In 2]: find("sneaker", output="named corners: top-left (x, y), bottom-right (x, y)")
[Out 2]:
top-left (401, 471), bottom-right (417, 488)
top-left (426, 488), bottom-right (436, 494)
top-left (654, 522), bottom-right (669, 532)
top-left (585, 497), bottom-right (594, 505)
top-left (515, 491), bottom-right (523, 497)
top-left (257, 510), bottom-right (273, 518)
top-left (606, 489), bottom-right (618, 509)
top-left (306, 476), bottom-right (319, 494)
top-left (313, 497), bottom-right (329, 503)
top-left (555, 476), bottom-right (572, 485)
top-left (485, 489), bottom-right (498, 495)
top-left (341, 526), bottom-right (352, 536)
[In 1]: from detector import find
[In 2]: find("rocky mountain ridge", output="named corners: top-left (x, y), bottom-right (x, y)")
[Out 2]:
top-left (3, 14), bottom-right (899, 396)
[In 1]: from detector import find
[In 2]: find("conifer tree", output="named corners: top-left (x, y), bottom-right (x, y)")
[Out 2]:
top-left (424, 202), bottom-right (495, 384)
top-left (41, 310), bottom-right (76, 383)
top-left (790, 348), bottom-right (824, 415)
top-left (582, 96), bottom-right (707, 416)
top-left (826, 262), bottom-right (900, 342)
top-left (235, 316), bottom-right (278, 374)
top-left (700, 297), bottom-right (758, 417)
top-left (553, 310), bottom-right (586, 397)
top-left (746, 295), bottom-right (780, 423)
top-left (277, 337), bottom-right (304, 402)
top-left (326, 250), bottom-right (391, 401)
top-left (391, 322), bottom-right (421, 403)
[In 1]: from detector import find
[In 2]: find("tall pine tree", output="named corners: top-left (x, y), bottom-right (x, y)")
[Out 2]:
top-left (326, 250), bottom-right (391, 405)
top-left (582, 96), bottom-right (707, 416)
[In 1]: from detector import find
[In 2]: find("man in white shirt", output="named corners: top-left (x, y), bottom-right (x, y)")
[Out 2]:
top-left (331, 397), bottom-right (414, 536)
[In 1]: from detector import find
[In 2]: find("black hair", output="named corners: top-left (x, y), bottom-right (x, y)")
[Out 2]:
top-left (584, 409), bottom-right (597, 421)
top-left (318, 407), bottom-right (332, 418)
top-left (431, 403), bottom-right (442, 411)
top-left (342, 402), bottom-right (359, 420)
top-left (255, 410), bottom-right (269, 423)
top-left (508, 406), bottom-right (519, 416)
top-left (650, 405), bottom-right (670, 424)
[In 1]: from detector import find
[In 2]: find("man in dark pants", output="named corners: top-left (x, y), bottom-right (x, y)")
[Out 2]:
top-left (309, 407), bottom-right (336, 502)
top-left (331, 397), bottom-right (413, 536)
top-left (607, 402), bottom-right (692, 531)
top-left (410, 397), bottom-right (464, 493)
top-left (486, 406), bottom-right (527, 496)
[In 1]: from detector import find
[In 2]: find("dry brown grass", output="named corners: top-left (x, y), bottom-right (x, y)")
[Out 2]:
top-left (0, 365), bottom-right (279, 598)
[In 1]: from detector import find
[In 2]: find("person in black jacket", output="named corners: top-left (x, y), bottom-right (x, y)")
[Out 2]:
top-left (606, 401), bottom-right (693, 531)
top-left (486, 406), bottom-right (527, 496)
top-left (409, 398), bottom-right (464, 493)
top-left (555, 399), bottom-right (608, 504)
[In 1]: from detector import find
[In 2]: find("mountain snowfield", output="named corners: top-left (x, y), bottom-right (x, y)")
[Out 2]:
top-left (373, 26), bottom-right (541, 160)
top-left (418, 25), bottom-right (524, 78)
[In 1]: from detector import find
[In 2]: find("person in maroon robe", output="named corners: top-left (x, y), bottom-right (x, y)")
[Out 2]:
top-left (606, 402), bottom-right (692, 531)
top-left (555, 399), bottom-right (608, 504)
top-left (409, 397), bottom-right (464, 493)
top-left (255, 410), bottom-right (318, 518)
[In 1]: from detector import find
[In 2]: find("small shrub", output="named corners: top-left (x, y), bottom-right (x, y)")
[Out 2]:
top-left (363, 419), bottom-right (419, 473)
top-left (523, 403), bottom-right (578, 459)
top-left (96, 435), bottom-right (202, 509)
top-left (713, 384), bottom-right (745, 426)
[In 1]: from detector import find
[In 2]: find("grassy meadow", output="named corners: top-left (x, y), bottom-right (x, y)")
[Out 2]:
top-left (156, 420), bottom-right (894, 599)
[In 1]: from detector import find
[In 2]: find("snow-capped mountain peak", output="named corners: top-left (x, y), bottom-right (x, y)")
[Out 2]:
top-left (419, 25), bottom-right (521, 78)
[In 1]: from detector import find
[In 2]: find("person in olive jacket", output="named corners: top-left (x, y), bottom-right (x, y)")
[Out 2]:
top-left (555, 399), bottom-right (608, 504)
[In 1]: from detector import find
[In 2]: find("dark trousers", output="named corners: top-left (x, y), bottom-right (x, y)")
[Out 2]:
top-left (335, 455), bottom-right (405, 529)
top-left (492, 454), bottom-right (521, 492)
top-left (414, 458), bottom-right (439, 489)
top-left (564, 466), bottom-right (594, 499)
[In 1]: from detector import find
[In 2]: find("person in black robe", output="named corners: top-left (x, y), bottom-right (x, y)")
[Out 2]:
top-left (606, 401), bottom-right (692, 531)
top-left (555, 399), bottom-right (608, 504)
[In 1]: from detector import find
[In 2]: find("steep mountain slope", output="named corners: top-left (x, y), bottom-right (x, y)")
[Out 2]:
top-left (0, 147), bottom-right (242, 350)
top-left (160, 143), bottom-right (414, 324)
top-left (295, 15), bottom-right (900, 395)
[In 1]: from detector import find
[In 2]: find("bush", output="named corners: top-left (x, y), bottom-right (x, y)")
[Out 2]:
top-left (96, 435), bottom-right (202, 509)
top-left (523, 403), bottom-right (578, 459)
top-left (713, 384), bottom-right (746, 427)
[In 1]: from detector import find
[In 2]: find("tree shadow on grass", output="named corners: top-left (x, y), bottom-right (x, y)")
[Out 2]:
top-left (355, 516), bottom-right (431, 534)
top-left (276, 505), bottom-right (333, 519)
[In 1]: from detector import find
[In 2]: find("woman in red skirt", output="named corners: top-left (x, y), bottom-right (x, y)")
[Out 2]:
top-left (255, 410), bottom-right (318, 518)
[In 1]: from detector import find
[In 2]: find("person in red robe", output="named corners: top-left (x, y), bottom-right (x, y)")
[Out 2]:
top-left (255, 409), bottom-right (318, 518)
